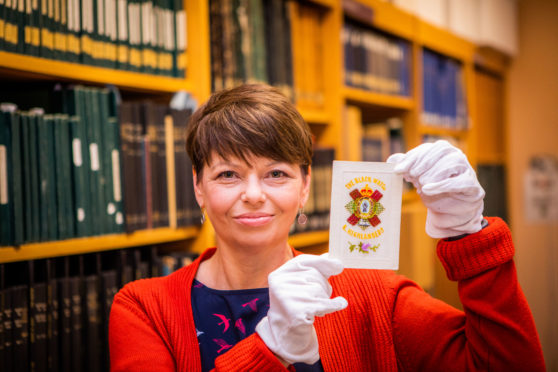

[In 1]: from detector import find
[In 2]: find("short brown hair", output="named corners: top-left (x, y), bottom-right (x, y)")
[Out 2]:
top-left (186, 84), bottom-right (313, 179)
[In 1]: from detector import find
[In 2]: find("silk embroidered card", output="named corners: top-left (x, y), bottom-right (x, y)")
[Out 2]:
top-left (328, 161), bottom-right (403, 270)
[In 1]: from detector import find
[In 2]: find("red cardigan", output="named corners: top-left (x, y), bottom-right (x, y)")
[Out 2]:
top-left (109, 217), bottom-right (545, 371)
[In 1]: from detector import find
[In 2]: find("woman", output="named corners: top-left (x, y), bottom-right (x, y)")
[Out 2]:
top-left (109, 84), bottom-right (545, 371)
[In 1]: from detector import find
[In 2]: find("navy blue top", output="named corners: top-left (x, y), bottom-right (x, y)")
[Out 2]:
top-left (191, 279), bottom-right (324, 372)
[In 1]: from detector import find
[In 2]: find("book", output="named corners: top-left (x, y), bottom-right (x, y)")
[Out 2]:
top-left (106, 87), bottom-right (125, 232)
top-left (170, 108), bottom-right (194, 227)
top-left (56, 258), bottom-right (72, 372)
top-left (29, 261), bottom-right (48, 372)
top-left (69, 256), bottom-right (84, 372)
top-left (11, 284), bottom-right (29, 372)
top-left (46, 259), bottom-right (59, 372)
top-left (35, 109), bottom-right (59, 242)
top-left (99, 269), bottom-right (117, 371)
top-left (164, 110), bottom-right (177, 228)
top-left (155, 103), bottom-right (169, 227)
top-left (0, 105), bottom-right (12, 245)
top-left (1, 104), bottom-right (24, 245)
top-left (2, 286), bottom-right (13, 371)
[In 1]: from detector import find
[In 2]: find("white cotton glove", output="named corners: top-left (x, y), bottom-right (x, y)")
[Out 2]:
top-left (387, 140), bottom-right (485, 239)
top-left (255, 254), bottom-right (348, 365)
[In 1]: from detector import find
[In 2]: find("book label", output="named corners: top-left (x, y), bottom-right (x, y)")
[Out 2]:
top-left (90, 143), bottom-right (100, 171)
top-left (112, 150), bottom-right (121, 201)
top-left (328, 161), bottom-right (402, 270)
top-left (72, 139), bottom-right (82, 166)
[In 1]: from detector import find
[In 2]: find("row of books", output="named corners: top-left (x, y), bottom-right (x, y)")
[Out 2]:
top-left (0, 246), bottom-right (199, 372)
top-left (361, 117), bottom-right (406, 163)
top-left (0, 84), bottom-right (201, 247)
top-left (119, 100), bottom-right (202, 232)
top-left (421, 49), bottom-right (469, 129)
top-left (343, 20), bottom-right (412, 97)
top-left (209, 0), bottom-right (294, 98)
top-left (0, 0), bottom-right (186, 77)
top-left (290, 147), bottom-right (335, 235)
top-left (291, 2), bottom-right (326, 109)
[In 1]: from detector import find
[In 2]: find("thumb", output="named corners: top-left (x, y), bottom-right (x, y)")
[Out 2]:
top-left (387, 152), bottom-right (405, 165)
top-left (295, 254), bottom-right (344, 278)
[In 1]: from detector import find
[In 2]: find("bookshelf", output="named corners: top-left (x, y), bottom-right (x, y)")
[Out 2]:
top-left (0, 0), bottom-right (505, 294)
top-left (0, 226), bottom-right (199, 264)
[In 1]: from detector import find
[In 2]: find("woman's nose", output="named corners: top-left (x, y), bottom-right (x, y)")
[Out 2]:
top-left (241, 175), bottom-right (266, 204)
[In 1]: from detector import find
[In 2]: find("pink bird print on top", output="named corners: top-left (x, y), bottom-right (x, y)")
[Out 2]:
top-left (213, 313), bottom-right (231, 333)
top-left (213, 338), bottom-right (233, 354)
top-left (235, 318), bottom-right (246, 335)
top-left (241, 298), bottom-right (259, 312)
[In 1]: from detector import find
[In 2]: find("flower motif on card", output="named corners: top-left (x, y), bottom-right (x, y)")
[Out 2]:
top-left (345, 184), bottom-right (384, 231)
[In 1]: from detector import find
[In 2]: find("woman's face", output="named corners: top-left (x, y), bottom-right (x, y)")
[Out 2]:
top-left (193, 152), bottom-right (311, 251)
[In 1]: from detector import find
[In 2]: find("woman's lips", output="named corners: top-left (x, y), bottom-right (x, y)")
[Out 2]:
top-left (234, 213), bottom-right (274, 227)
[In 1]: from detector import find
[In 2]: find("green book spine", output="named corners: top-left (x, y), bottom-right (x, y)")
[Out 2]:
top-left (89, 88), bottom-right (108, 234)
top-left (69, 115), bottom-right (90, 237)
top-left (58, 114), bottom-right (76, 238)
top-left (108, 89), bottom-right (125, 232)
top-left (16, 0), bottom-right (26, 54)
top-left (36, 112), bottom-right (49, 241)
top-left (5, 108), bottom-right (25, 245)
top-left (52, 114), bottom-right (68, 239)
top-left (80, 0), bottom-right (94, 65)
top-left (0, 110), bottom-right (12, 246)
top-left (43, 115), bottom-right (58, 241)
top-left (79, 87), bottom-right (101, 235)
top-left (2, 0), bottom-right (18, 52)
top-left (98, 89), bottom-right (116, 232)
top-left (173, 0), bottom-right (185, 78)
top-left (20, 112), bottom-right (33, 243)
top-left (65, 87), bottom-right (92, 236)
top-left (36, 112), bottom-right (58, 242)
top-left (115, 0), bottom-right (130, 71)
top-left (28, 112), bottom-right (41, 242)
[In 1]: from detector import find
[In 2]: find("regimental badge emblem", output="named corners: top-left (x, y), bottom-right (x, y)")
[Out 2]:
top-left (345, 184), bottom-right (385, 230)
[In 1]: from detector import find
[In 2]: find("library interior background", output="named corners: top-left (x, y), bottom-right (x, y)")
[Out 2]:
top-left (1, 0), bottom-right (557, 370)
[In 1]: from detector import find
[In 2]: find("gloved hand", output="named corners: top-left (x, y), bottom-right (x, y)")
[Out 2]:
top-left (255, 254), bottom-right (348, 365)
top-left (387, 140), bottom-right (485, 239)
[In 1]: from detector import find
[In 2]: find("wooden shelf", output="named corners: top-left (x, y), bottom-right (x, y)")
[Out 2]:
top-left (0, 227), bottom-right (200, 264)
top-left (298, 106), bottom-right (331, 125)
top-left (419, 124), bottom-right (469, 139)
top-left (288, 230), bottom-right (329, 248)
top-left (344, 86), bottom-right (414, 110)
top-left (414, 20), bottom-right (475, 62)
top-left (0, 51), bottom-right (193, 94)
top-left (344, 0), bottom-right (415, 40)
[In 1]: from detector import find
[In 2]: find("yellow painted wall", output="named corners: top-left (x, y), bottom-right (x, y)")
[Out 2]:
top-left (508, 1), bottom-right (558, 369)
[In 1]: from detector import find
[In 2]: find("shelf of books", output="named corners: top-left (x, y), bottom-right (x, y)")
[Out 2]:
top-left (289, 230), bottom-right (330, 249)
top-left (344, 87), bottom-right (414, 111)
top-left (0, 226), bottom-right (199, 264)
top-left (0, 51), bottom-right (193, 94)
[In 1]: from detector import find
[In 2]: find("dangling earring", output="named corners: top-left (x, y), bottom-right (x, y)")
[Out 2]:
top-left (200, 208), bottom-right (206, 224)
top-left (297, 208), bottom-right (307, 225)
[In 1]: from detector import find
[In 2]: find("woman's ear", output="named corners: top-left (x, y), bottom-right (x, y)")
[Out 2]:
top-left (192, 168), bottom-right (204, 208)
top-left (300, 166), bottom-right (312, 207)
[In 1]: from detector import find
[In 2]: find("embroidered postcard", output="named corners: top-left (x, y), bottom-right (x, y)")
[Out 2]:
top-left (328, 161), bottom-right (403, 270)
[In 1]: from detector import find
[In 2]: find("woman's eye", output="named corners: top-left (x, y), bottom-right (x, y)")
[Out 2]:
top-left (218, 171), bottom-right (236, 179)
top-left (270, 170), bottom-right (286, 178)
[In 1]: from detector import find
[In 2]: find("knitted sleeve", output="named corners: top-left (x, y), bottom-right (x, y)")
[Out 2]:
top-left (109, 281), bottom-right (177, 372)
top-left (391, 217), bottom-right (545, 372)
